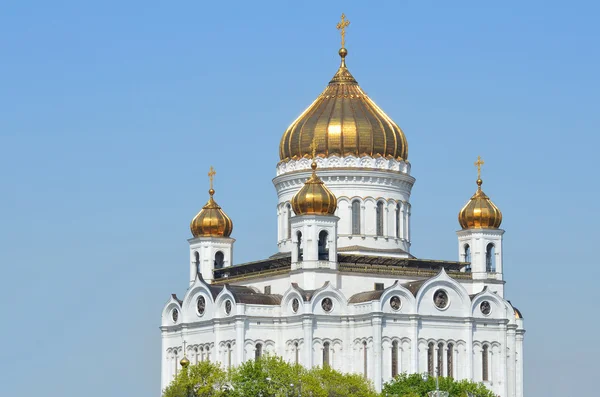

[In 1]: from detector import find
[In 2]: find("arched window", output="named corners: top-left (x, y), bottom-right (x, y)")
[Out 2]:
top-left (194, 251), bottom-right (200, 274)
top-left (447, 343), bottom-right (454, 378)
top-left (318, 230), bottom-right (329, 260)
top-left (194, 347), bottom-right (199, 364)
top-left (295, 342), bottom-right (299, 365)
top-left (427, 342), bottom-right (434, 376)
top-left (226, 343), bottom-right (232, 369)
top-left (376, 201), bottom-right (384, 236)
top-left (214, 251), bottom-right (224, 269)
top-left (391, 340), bottom-right (399, 377)
top-left (464, 244), bottom-right (471, 272)
top-left (255, 343), bottom-right (263, 361)
top-left (296, 231), bottom-right (303, 262)
top-left (486, 243), bottom-right (496, 272)
top-left (323, 342), bottom-right (330, 368)
top-left (352, 200), bottom-right (361, 234)
top-left (199, 347), bottom-right (204, 362)
top-left (437, 342), bottom-right (444, 377)
top-left (287, 203), bottom-right (292, 239)
top-left (362, 341), bottom-right (368, 378)
top-left (396, 203), bottom-right (401, 238)
top-left (482, 345), bottom-right (489, 381)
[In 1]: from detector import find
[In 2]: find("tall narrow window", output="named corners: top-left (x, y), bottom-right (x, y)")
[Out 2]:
top-left (296, 231), bottom-right (303, 262)
top-left (214, 251), bottom-right (224, 269)
top-left (323, 342), bottom-right (330, 368)
top-left (486, 243), bottom-right (496, 272)
top-left (194, 347), bottom-right (199, 364)
top-left (227, 343), bottom-right (232, 369)
top-left (447, 343), bottom-right (454, 378)
top-left (396, 203), bottom-right (401, 238)
top-left (255, 343), bottom-right (263, 361)
top-left (194, 252), bottom-right (200, 275)
top-left (437, 342), bottom-right (444, 377)
top-left (482, 345), bottom-right (489, 381)
top-left (295, 342), bottom-right (299, 365)
top-left (464, 244), bottom-right (471, 272)
top-left (200, 347), bottom-right (204, 362)
top-left (376, 201), bottom-right (384, 236)
top-left (318, 230), bottom-right (329, 260)
top-left (427, 342), bottom-right (434, 376)
top-left (363, 341), bottom-right (368, 378)
top-left (287, 203), bottom-right (292, 239)
top-left (391, 341), bottom-right (399, 377)
top-left (352, 200), bottom-right (361, 234)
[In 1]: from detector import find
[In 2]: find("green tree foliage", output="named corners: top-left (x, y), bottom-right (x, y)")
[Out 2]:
top-left (381, 373), bottom-right (496, 397)
top-left (162, 355), bottom-right (377, 397)
top-left (162, 361), bottom-right (228, 397)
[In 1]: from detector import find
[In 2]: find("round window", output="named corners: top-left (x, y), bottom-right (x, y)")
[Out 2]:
top-left (480, 301), bottom-right (491, 315)
top-left (197, 296), bottom-right (206, 316)
top-left (225, 300), bottom-right (232, 315)
top-left (321, 298), bottom-right (333, 313)
top-left (433, 290), bottom-right (449, 309)
top-left (292, 298), bottom-right (300, 313)
top-left (172, 308), bottom-right (179, 322)
top-left (390, 296), bottom-right (402, 311)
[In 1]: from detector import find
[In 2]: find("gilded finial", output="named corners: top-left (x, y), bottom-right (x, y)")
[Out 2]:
top-left (336, 13), bottom-right (350, 49)
top-left (180, 340), bottom-right (190, 368)
top-left (474, 156), bottom-right (484, 186)
top-left (208, 166), bottom-right (216, 195)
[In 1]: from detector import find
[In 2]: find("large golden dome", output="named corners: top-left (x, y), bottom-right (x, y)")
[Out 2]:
top-left (458, 178), bottom-right (502, 230)
top-left (291, 161), bottom-right (337, 216)
top-left (190, 188), bottom-right (233, 238)
top-left (279, 48), bottom-right (408, 162)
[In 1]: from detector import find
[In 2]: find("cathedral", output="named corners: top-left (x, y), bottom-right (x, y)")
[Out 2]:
top-left (160, 16), bottom-right (525, 397)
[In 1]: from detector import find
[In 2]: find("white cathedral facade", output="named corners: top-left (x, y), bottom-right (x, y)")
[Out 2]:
top-left (160, 27), bottom-right (525, 397)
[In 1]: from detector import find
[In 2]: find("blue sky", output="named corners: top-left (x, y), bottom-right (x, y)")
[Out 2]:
top-left (1, 1), bottom-right (597, 396)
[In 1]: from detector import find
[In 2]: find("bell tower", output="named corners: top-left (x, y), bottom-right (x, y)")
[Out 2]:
top-left (188, 167), bottom-right (234, 284)
top-left (457, 157), bottom-right (504, 296)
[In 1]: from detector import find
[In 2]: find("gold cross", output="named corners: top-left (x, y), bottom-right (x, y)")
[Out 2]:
top-left (208, 166), bottom-right (216, 190)
top-left (336, 13), bottom-right (350, 48)
top-left (183, 340), bottom-right (187, 357)
top-left (474, 156), bottom-right (484, 179)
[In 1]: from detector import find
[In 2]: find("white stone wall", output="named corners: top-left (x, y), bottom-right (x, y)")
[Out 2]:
top-left (273, 156), bottom-right (415, 255)
top-left (160, 270), bottom-right (524, 397)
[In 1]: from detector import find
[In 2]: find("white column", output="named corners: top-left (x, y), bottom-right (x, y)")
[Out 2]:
top-left (411, 316), bottom-right (419, 373)
top-left (373, 315), bottom-right (383, 391)
top-left (236, 318), bottom-right (245, 365)
top-left (303, 316), bottom-right (314, 367)
top-left (466, 321), bottom-right (473, 380)
top-left (516, 332), bottom-right (524, 397)
top-left (360, 201), bottom-right (366, 235)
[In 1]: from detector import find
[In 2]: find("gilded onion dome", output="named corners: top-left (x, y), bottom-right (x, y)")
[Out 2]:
top-left (291, 160), bottom-right (337, 215)
top-left (190, 167), bottom-right (233, 238)
top-left (458, 178), bottom-right (503, 230)
top-left (279, 47), bottom-right (408, 162)
top-left (179, 356), bottom-right (190, 368)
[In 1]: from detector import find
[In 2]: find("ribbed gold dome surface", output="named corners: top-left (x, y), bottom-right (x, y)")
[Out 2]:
top-left (279, 48), bottom-right (408, 162)
top-left (458, 179), bottom-right (502, 230)
top-left (291, 161), bottom-right (337, 215)
top-left (190, 189), bottom-right (233, 238)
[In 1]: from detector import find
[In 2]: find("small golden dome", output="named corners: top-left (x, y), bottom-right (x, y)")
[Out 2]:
top-left (279, 47), bottom-right (408, 162)
top-left (190, 188), bottom-right (233, 238)
top-left (291, 161), bottom-right (337, 215)
top-left (458, 178), bottom-right (502, 230)
top-left (180, 356), bottom-right (190, 368)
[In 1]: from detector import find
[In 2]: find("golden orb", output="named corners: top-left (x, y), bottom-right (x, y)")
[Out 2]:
top-left (458, 179), bottom-right (502, 230)
top-left (190, 189), bottom-right (233, 238)
top-left (180, 356), bottom-right (190, 368)
top-left (291, 161), bottom-right (337, 216)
